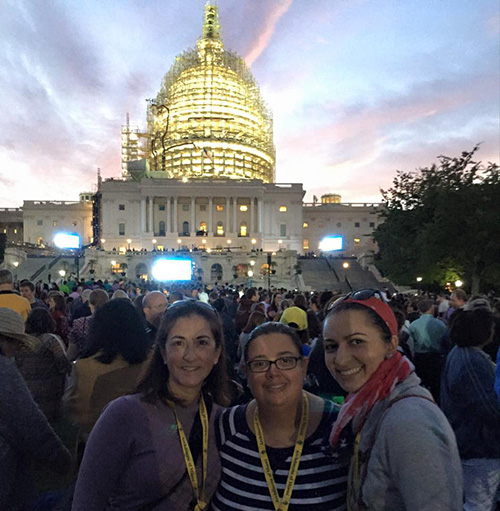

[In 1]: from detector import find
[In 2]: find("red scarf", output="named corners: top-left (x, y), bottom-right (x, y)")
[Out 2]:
top-left (330, 352), bottom-right (412, 448)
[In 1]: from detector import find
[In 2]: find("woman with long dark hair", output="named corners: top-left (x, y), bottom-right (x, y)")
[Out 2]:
top-left (72, 300), bottom-right (230, 511)
top-left (65, 299), bottom-right (150, 439)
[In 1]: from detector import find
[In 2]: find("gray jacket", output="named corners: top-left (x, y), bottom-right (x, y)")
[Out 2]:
top-left (0, 356), bottom-right (72, 511)
top-left (348, 372), bottom-right (462, 510)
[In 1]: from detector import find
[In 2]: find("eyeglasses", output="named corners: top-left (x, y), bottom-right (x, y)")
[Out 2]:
top-left (327, 289), bottom-right (386, 312)
top-left (246, 356), bottom-right (302, 373)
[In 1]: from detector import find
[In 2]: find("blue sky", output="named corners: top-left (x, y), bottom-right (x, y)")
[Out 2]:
top-left (0, 0), bottom-right (498, 207)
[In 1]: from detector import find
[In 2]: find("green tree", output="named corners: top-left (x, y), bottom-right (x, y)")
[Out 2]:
top-left (374, 146), bottom-right (500, 294)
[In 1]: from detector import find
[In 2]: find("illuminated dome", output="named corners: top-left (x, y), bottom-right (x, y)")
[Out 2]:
top-left (127, 4), bottom-right (275, 183)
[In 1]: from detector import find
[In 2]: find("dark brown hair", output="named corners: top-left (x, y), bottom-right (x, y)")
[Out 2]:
top-left (135, 300), bottom-right (231, 406)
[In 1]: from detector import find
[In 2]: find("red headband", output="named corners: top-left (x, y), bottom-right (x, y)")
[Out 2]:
top-left (343, 296), bottom-right (398, 337)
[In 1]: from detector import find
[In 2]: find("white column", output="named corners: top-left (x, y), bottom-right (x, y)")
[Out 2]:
top-left (208, 197), bottom-right (213, 235)
top-left (233, 196), bottom-right (237, 234)
top-left (225, 198), bottom-right (230, 235)
top-left (250, 197), bottom-right (255, 234)
top-left (141, 198), bottom-right (146, 232)
top-left (166, 197), bottom-right (171, 233)
top-left (148, 196), bottom-right (154, 234)
top-left (191, 197), bottom-right (196, 235)
top-left (258, 198), bottom-right (263, 234)
top-left (173, 197), bottom-right (178, 235)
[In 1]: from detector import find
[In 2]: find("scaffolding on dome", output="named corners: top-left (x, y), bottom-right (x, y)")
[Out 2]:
top-left (121, 2), bottom-right (276, 183)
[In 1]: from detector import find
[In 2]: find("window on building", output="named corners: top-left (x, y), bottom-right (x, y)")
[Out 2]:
top-left (354, 238), bottom-right (361, 245)
top-left (354, 222), bottom-right (360, 228)
top-left (280, 224), bottom-right (287, 237)
top-left (216, 222), bottom-right (224, 236)
top-left (182, 221), bottom-right (189, 234)
top-left (37, 220), bottom-right (43, 226)
top-left (239, 205), bottom-right (248, 212)
top-left (240, 222), bottom-right (248, 237)
top-left (159, 221), bottom-right (166, 236)
top-left (159, 204), bottom-right (165, 211)
top-left (119, 223), bottom-right (125, 236)
top-left (216, 205), bottom-right (224, 212)
top-left (182, 205), bottom-right (189, 212)
top-left (13, 229), bottom-right (17, 234)
top-left (369, 222), bottom-right (375, 228)
top-left (119, 204), bottom-right (125, 211)
top-left (303, 239), bottom-right (309, 250)
top-left (279, 206), bottom-right (287, 212)
top-left (72, 221), bottom-right (77, 226)
top-left (303, 222), bottom-right (309, 228)
top-left (2, 228), bottom-right (6, 234)
top-left (336, 222), bottom-right (342, 227)
top-left (200, 205), bottom-right (206, 212)
top-left (53, 221), bottom-right (58, 227)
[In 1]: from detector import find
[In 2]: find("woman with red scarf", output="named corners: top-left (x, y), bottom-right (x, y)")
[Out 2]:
top-left (323, 290), bottom-right (462, 511)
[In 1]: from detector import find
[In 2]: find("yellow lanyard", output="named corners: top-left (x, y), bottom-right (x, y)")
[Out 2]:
top-left (167, 397), bottom-right (209, 511)
top-left (254, 393), bottom-right (309, 511)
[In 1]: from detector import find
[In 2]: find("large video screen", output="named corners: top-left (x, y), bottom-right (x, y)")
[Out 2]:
top-left (319, 236), bottom-right (343, 252)
top-left (53, 232), bottom-right (81, 249)
top-left (151, 259), bottom-right (192, 281)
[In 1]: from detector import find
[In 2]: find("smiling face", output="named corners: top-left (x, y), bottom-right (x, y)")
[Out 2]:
top-left (162, 314), bottom-right (221, 400)
top-left (323, 309), bottom-right (397, 393)
top-left (245, 332), bottom-right (308, 410)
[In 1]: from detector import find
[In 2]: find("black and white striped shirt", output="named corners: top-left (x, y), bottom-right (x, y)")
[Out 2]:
top-left (210, 399), bottom-right (347, 511)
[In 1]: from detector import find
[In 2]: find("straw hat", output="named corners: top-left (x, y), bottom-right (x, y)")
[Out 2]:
top-left (0, 308), bottom-right (38, 350)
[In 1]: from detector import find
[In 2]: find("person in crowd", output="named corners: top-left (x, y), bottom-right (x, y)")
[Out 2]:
top-left (279, 305), bottom-right (310, 350)
top-left (70, 288), bottom-right (92, 323)
top-left (65, 299), bottom-right (150, 439)
top-left (169, 289), bottom-right (184, 304)
top-left (436, 293), bottom-right (450, 319)
top-left (316, 290), bottom-right (334, 323)
top-left (67, 288), bottom-right (109, 361)
top-left (235, 288), bottom-right (259, 334)
top-left (212, 297), bottom-right (239, 371)
top-left (210, 322), bottom-right (348, 510)
top-left (266, 292), bottom-right (282, 320)
top-left (19, 280), bottom-right (48, 310)
top-left (465, 296), bottom-right (500, 362)
top-left (16, 308), bottom-right (71, 423)
top-left (0, 308), bottom-right (72, 511)
top-left (111, 289), bottom-right (129, 300)
top-left (447, 288), bottom-right (467, 324)
top-left (441, 308), bottom-right (500, 510)
top-left (142, 290), bottom-right (168, 346)
top-left (72, 300), bottom-right (230, 510)
top-left (406, 301), bottom-right (420, 323)
top-left (323, 290), bottom-right (462, 510)
top-left (408, 298), bottom-right (447, 402)
top-left (273, 297), bottom-right (293, 322)
top-left (48, 292), bottom-right (69, 345)
top-left (0, 269), bottom-right (31, 320)
top-left (237, 310), bottom-right (267, 368)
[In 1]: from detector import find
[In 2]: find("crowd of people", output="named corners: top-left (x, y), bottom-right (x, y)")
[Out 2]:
top-left (0, 266), bottom-right (499, 511)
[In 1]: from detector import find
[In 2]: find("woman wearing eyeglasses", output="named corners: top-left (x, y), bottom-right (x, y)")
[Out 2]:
top-left (323, 290), bottom-right (462, 511)
top-left (210, 322), bottom-right (348, 511)
top-left (72, 300), bottom-right (231, 511)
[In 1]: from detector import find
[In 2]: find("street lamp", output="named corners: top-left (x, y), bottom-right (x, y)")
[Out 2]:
top-left (59, 270), bottom-right (66, 278)
top-left (12, 261), bottom-right (19, 267)
top-left (247, 270), bottom-right (254, 278)
top-left (251, 238), bottom-right (257, 245)
top-left (177, 238), bottom-right (182, 251)
top-left (227, 239), bottom-right (232, 251)
top-left (416, 276), bottom-right (423, 295)
top-left (455, 280), bottom-right (463, 288)
top-left (416, 277), bottom-right (423, 282)
top-left (250, 260), bottom-right (255, 266)
top-left (343, 262), bottom-right (350, 269)
top-left (127, 238), bottom-right (132, 250)
top-left (152, 239), bottom-right (157, 251)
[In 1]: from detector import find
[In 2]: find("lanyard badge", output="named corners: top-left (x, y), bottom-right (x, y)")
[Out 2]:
top-left (254, 392), bottom-right (309, 511)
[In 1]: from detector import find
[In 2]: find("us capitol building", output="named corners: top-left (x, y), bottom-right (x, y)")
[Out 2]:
top-left (1, 4), bottom-right (382, 288)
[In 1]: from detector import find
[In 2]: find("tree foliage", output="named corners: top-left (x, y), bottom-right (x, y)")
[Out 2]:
top-left (373, 146), bottom-right (500, 293)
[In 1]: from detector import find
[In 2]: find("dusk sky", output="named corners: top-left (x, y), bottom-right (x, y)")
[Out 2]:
top-left (1, 0), bottom-right (498, 207)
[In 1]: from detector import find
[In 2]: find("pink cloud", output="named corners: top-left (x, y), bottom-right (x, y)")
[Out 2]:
top-left (244, 0), bottom-right (294, 66)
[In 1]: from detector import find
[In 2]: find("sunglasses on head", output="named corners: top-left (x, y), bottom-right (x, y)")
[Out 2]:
top-left (327, 289), bottom-right (386, 312)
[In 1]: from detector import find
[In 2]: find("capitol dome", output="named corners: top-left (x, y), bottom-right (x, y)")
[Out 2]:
top-left (127, 4), bottom-right (275, 183)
